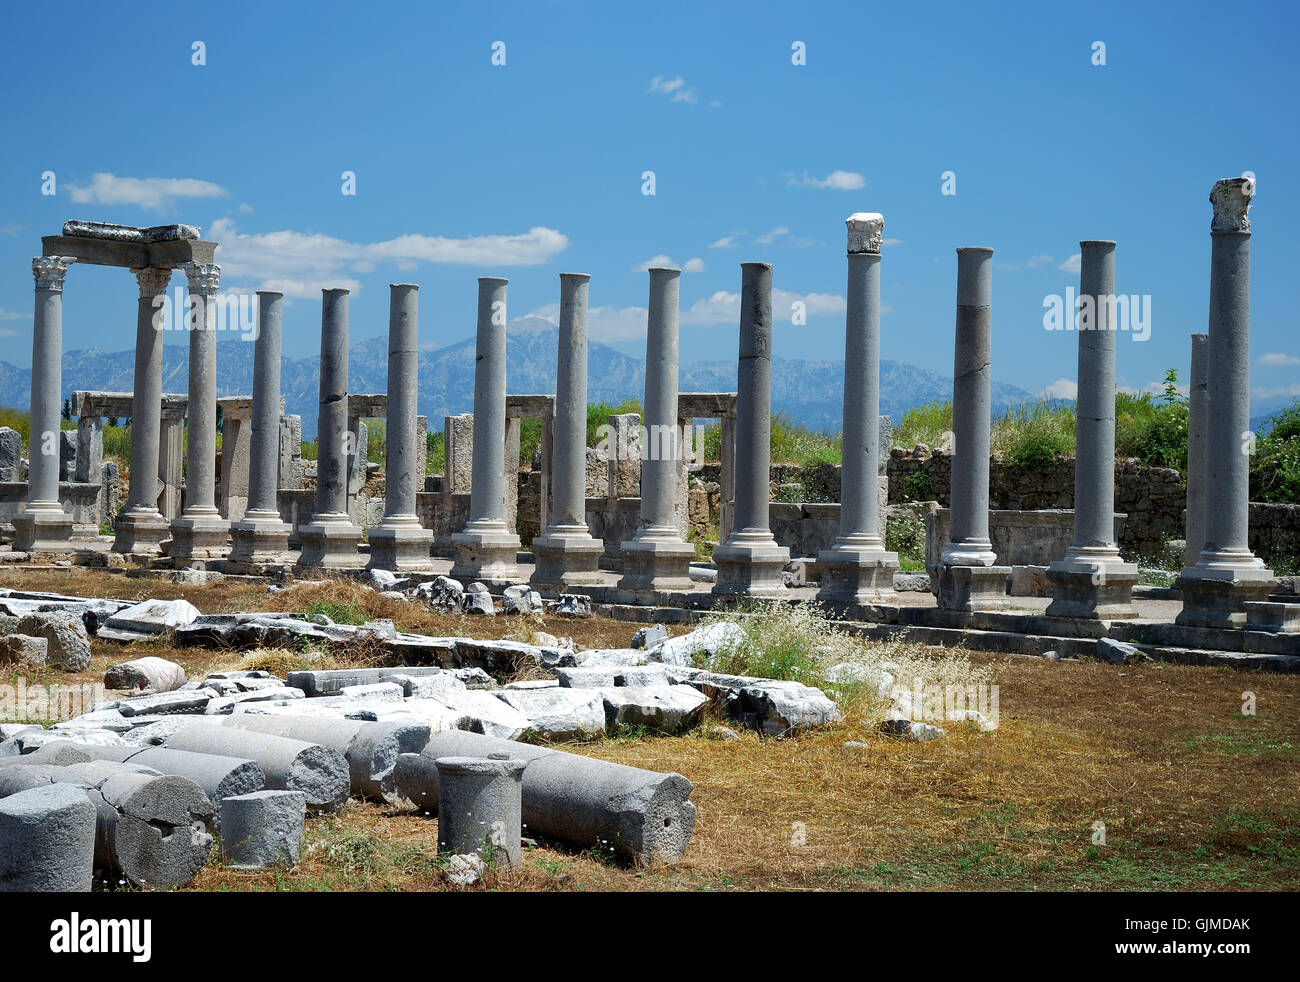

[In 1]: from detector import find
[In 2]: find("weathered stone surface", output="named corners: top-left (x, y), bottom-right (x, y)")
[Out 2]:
top-left (1096, 637), bottom-right (1148, 665)
top-left (412, 575), bottom-right (463, 611)
top-left (576, 647), bottom-right (648, 667)
top-left (709, 725), bottom-right (741, 741)
top-left (0, 782), bottom-right (98, 892)
top-left (15, 612), bottom-right (91, 670)
top-left (631, 624), bottom-right (668, 649)
top-left (892, 571), bottom-right (932, 592)
top-left (502, 584), bottom-right (544, 615)
top-left (648, 620), bottom-right (747, 667)
top-left (437, 690), bottom-right (530, 741)
top-left (443, 852), bottom-right (484, 887)
top-left (460, 589), bottom-right (496, 616)
top-left (494, 688), bottom-right (606, 741)
top-left (339, 682), bottom-right (405, 703)
top-left (99, 598), bottom-right (201, 642)
top-left (219, 790), bottom-right (306, 870)
top-left (116, 689), bottom-right (215, 717)
top-left (393, 672), bottom-right (468, 701)
top-left (601, 685), bottom-right (708, 733)
top-left (434, 754), bottom-right (527, 868)
top-left (104, 656), bottom-right (187, 693)
top-left (553, 594), bottom-right (593, 618)
top-left (0, 634), bottom-right (48, 667)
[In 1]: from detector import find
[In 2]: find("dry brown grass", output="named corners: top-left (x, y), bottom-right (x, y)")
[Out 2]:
top-left (3, 567), bottom-right (1297, 891)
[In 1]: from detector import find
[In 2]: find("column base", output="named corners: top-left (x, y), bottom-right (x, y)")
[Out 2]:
top-left (712, 529), bottom-right (791, 598)
top-left (229, 509), bottom-right (293, 566)
top-left (449, 520), bottom-right (521, 585)
top-left (530, 526), bottom-right (605, 590)
top-left (368, 516), bottom-right (435, 572)
top-left (170, 510), bottom-right (231, 565)
top-left (295, 513), bottom-right (365, 569)
top-left (12, 502), bottom-right (75, 553)
top-left (1176, 562), bottom-right (1278, 629)
top-left (816, 539), bottom-right (899, 604)
top-left (112, 507), bottom-right (172, 555)
top-left (1045, 556), bottom-right (1139, 619)
top-left (616, 527), bottom-right (695, 594)
top-left (936, 564), bottom-right (1011, 612)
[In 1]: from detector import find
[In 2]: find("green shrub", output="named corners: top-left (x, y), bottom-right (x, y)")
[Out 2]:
top-left (1251, 399), bottom-right (1300, 504)
top-left (892, 400), bottom-right (953, 450)
top-left (886, 511), bottom-right (926, 568)
top-left (902, 471), bottom-right (934, 502)
top-left (427, 431), bottom-right (444, 475)
top-left (586, 398), bottom-right (642, 448)
top-left (993, 401), bottom-right (1076, 469)
top-left (769, 413), bottom-right (841, 466)
top-left (1115, 372), bottom-right (1188, 471)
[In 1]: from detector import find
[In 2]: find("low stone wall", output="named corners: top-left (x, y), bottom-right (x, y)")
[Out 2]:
top-left (0, 481), bottom-right (106, 540)
top-left (1246, 503), bottom-right (1300, 569)
top-left (923, 508), bottom-right (1127, 572)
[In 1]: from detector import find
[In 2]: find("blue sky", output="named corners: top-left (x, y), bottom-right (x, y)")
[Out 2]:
top-left (1, 0), bottom-right (1297, 411)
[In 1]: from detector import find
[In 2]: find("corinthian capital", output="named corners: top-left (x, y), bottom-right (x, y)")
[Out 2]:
top-left (33, 256), bottom-right (75, 291)
top-left (132, 267), bottom-right (173, 298)
top-left (1210, 178), bottom-right (1254, 234)
top-left (846, 213), bottom-right (884, 255)
top-left (181, 262), bottom-right (221, 298)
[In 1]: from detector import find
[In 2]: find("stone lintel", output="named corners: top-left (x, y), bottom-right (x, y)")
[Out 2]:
top-left (40, 235), bottom-right (216, 270)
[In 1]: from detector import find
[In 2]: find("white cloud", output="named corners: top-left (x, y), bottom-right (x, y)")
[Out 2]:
top-left (525, 303), bottom-right (649, 342)
top-left (66, 172), bottom-right (230, 212)
top-left (238, 203), bottom-right (254, 214)
top-left (679, 288), bottom-right (848, 326)
top-left (633, 254), bottom-right (703, 273)
top-left (1059, 254), bottom-right (1082, 274)
top-left (1040, 378), bottom-right (1077, 401)
top-left (1259, 352), bottom-right (1300, 367)
top-left (648, 75), bottom-right (698, 104)
top-left (787, 170), bottom-right (866, 191)
top-left (0, 308), bottom-right (26, 321)
top-left (883, 237), bottom-right (902, 247)
top-left (210, 219), bottom-right (569, 298)
top-left (1253, 382), bottom-right (1300, 401)
top-left (708, 235), bottom-right (740, 249)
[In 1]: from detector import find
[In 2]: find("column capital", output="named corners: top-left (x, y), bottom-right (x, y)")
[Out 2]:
top-left (846, 212), bottom-right (884, 254)
top-left (181, 262), bottom-right (221, 297)
top-left (132, 267), bottom-right (172, 298)
top-left (33, 256), bottom-right (75, 292)
top-left (1210, 177), bottom-right (1254, 234)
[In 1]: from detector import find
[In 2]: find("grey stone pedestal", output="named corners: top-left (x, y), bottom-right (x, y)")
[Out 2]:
top-left (937, 564), bottom-right (1013, 613)
top-left (434, 753), bottom-right (527, 869)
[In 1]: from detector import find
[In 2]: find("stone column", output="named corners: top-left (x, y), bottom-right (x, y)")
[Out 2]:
top-left (13, 256), bottom-right (76, 552)
top-left (113, 267), bottom-right (173, 554)
top-left (230, 291), bottom-right (293, 565)
top-left (297, 289), bottom-right (363, 568)
top-left (158, 408), bottom-right (184, 520)
top-left (713, 262), bottom-right (790, 596)
top-left (1183, 333), bottom-right (1210, 563)
top-left (617, 268), bottom-right (694, 595)
top-left (450, 277), bottom-right (521, 583)
top-left (370, 283), bottom-right (433, 571)
top-left (818, 214), bottom-right (899, 604)
top-left (1047, 241), bottom-right (1138, 617)
top-left (532, 273), bottom-right (604, 589)
top-left (1178, 178), bottom-right (1276, 627)
top-left (937, 248), bottom-right (1010, 611)
top-left (170, 263), bottom-right (230, 564)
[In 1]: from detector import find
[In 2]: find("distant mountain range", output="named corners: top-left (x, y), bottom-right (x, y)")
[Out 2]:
top-left (0, 316), bottom-right (1040, 438)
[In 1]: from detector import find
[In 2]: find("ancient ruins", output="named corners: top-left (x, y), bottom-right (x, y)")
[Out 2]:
top-left (0, 178), bottom-right (1295, 892)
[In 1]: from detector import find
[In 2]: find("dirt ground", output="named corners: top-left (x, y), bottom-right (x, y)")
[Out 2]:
top-left (2, 566), bottom-right (1297, 892)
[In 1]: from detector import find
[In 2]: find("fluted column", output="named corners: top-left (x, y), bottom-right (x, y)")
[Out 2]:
top-left (296, 288), bottom-right (364, 568)
top-left (170, 262), bottom-right (230, 564)
top-left (818, 214), bottom-right (898, 604)
top-left (113, 267), bottom-right (173, 554)
top-left (13, 257), bottom-right (76, 552)
top-left (1046, 241), bottom-right (1137, 617)
top-left (369, 283), bottom-right (434, 571)
top-left (936, 248), bottom-right (1009, 611)
top-left (450, 277), bottom-right (521, 584)
top-left (617, 268), bottom-right (694, 595)
top-left (713, 262), bottom-right (790, 597)
top-left (229, 291), bottom-right (293, 566)
top-left (532, 272), bottom-right (604, 589)
top-left (1184, 333), bottom-right (1209, 562)
top-left (1178, 178), bottom-right (1276, 627)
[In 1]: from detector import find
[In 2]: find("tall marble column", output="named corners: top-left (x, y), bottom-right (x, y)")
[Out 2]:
top-left (1178, 178), bottom-right (1276, 627)
top-left (617, 268), bottom-right (695, 595)
top-left (1046, 241), bottom-right (1138, 617)
top-left (817, 214), bottom-right (898, 604)
top-left (450, 277), bottom-right (521, 583)
top-left (369, 283), bottom-right (434, 571)
top-left (113, 267), bottom-right (173, 554)
top-left (713, 262), bottom-right (790, 596)
top-left (229, 291), bottom-right (293, 566)
top-left (297, 288), bottom-right (364, 568)
top-left (937, 248), bottom-right (1009, 611)
top-left (1183, 333), bottom-right (1210, 563)
top-left (13, 256), bottom-right (76, 552)
top-left (532, 273), bottom-right (604, 589)
top-left (170, 263), bottom-right (230, 564)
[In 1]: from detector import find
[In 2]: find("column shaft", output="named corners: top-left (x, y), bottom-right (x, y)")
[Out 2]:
top-left (1185, 333), bottom-right (1209, 561)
